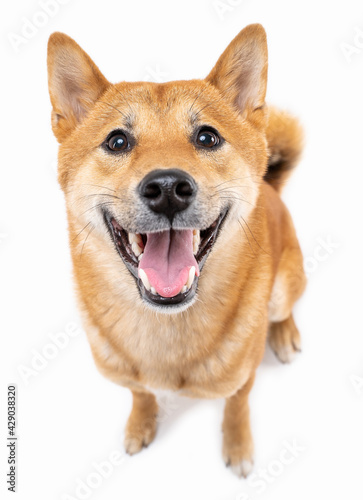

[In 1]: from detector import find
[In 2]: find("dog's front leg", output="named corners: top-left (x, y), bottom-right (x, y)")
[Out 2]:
top-left (222, 374), bottom-right (255, 478)
top-left (124, 390), bottom-right (159, 455)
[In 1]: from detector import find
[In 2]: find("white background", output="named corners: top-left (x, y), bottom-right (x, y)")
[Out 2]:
top-left (1, 0), bottom-right (363, 499)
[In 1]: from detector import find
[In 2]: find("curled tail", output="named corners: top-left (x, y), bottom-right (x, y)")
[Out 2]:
top-left (264, 107), bottom-right (304, 193)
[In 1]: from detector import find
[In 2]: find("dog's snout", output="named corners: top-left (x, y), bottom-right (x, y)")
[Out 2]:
top-left (138, 169), bottom-right (197, 221)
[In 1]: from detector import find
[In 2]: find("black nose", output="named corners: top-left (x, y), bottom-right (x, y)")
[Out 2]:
top-left (138, 169), bottom-right (197, 221)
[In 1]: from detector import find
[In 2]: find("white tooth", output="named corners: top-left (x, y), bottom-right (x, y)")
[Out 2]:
top-left (186, 266), bottom-right (196, 289)
top-left (150, 287), bottom-right (157, 295)
top-left (128, 233), bottom-right (137, 244)
top-left (131, 241), bottom-right (143, 257)
top-left (138, 269), bottom-right (151, 291)
top-left (128, 233), bottom-right (143, 245)
top-left (138, 253), bottom-right (143, 261)
top-left (181, 285), bottom-right (187, 293)
top-left (193, 230), bottom-right (200, 254)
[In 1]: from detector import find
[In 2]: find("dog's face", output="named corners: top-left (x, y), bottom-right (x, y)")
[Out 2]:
top-left (48, 25), bottom-right (268, 312)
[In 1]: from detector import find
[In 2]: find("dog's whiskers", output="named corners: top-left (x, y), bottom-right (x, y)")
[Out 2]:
top-left (240, 215), bottom-right (270, 256)
top-left (219, 195), bottom-right (254, 207)
top-left (71, 221), bottom-right (92, 243)
top-left (83, 183), bottom-right (116, 193)
top-left (105, 315), bottom-right (123, 334)
top-left (80, 193), bottom-right (122, 201)
top-left (213, 176), bottom-right (258, 189)
top-left (189, 85), bottom-right (209, 114)
top-left (237, 219), bottom-right (255, 256)
top-left (98, 100), bottom-right (130, 121)
top-left (216, 186), bottom-right (255, 193)
top-left (114, 87), bottom-right (134, 115)
top-left (80, 224), bottom-right (95, 259)
top-left (213, 174), bottom-right (268, 189)
top-left (81, 201), bottom-right (115, 216)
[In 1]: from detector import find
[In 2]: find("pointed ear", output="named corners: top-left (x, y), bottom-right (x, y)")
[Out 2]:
top-left (47, 32), bottom-right (110, 142)
top-left (206, 24), bottom-right (268, 116)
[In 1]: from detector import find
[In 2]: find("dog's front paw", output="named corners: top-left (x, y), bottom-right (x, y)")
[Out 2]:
top-left (268, 314), bottom-right (301, 364)
top-left (222, 427), bottom-right (254, 478)
top-left (124, 392), bottom-right (158, 455)
top-left (224, 453), bottom-right (254, 478)
top-left (124, 423), bottom-right (156, 455)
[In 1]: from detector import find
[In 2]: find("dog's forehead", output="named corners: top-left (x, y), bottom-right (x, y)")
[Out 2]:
top-left (107, 81), bottom-right (217, 126)
top-left (116, 80), bottom-right (207, 106)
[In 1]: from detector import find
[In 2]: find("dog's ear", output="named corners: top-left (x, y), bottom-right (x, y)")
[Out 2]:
top-left (206, 24), bottom-right (268, 117)
top-left (47, 32), bottom-right (110, 142)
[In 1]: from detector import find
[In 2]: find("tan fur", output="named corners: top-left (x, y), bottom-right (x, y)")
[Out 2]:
top-left (47, 24), bottom-right (306, 476)
top-left (265, 107), bottom-right (304, 192)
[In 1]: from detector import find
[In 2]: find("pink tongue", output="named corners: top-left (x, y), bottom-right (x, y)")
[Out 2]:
top-left (139, 230), bottom-right (199, 298)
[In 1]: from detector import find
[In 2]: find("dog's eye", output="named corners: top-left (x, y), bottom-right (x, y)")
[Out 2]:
top-left (106, 132), bottom-right (129, 152)
top-left (196, 128), bottom-right (220, 148)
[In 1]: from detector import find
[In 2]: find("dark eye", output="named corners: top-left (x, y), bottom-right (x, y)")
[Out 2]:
top-left (106, 132), bottom-right (129, 152)
top-left (196, 128), bottom-right (221, 148)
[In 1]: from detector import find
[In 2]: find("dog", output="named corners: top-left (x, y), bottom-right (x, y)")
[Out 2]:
top-left (47, 24), bottom-right (306, 477)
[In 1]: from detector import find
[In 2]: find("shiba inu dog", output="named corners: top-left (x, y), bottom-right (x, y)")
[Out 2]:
top-left (47, 24), bottom-right (306, 477)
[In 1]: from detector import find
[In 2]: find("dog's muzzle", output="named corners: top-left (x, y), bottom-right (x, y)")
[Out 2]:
top-left (103, 168), bottom-right (228, 310)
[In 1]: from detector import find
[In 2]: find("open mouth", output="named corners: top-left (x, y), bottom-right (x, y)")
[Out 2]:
top-left (103, 209), bottom-right (228, 308)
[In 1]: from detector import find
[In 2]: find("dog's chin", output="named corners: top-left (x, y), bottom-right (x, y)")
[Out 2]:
top-left (102, 208), bottom-right (228, 312)
top-left (141, 290), bottom-right (198, 314)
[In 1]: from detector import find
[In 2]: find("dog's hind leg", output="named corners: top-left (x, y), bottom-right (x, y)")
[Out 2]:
top-left (124, 390), bottom-right (159, 455)
top-left (269, 313), bottom-right (302, 363)
top-left (268, 245), bottom-right (306, 363)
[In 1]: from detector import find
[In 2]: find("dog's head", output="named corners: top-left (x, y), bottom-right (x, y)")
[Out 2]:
top-left (47, 24), bottom-right (268, 312)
